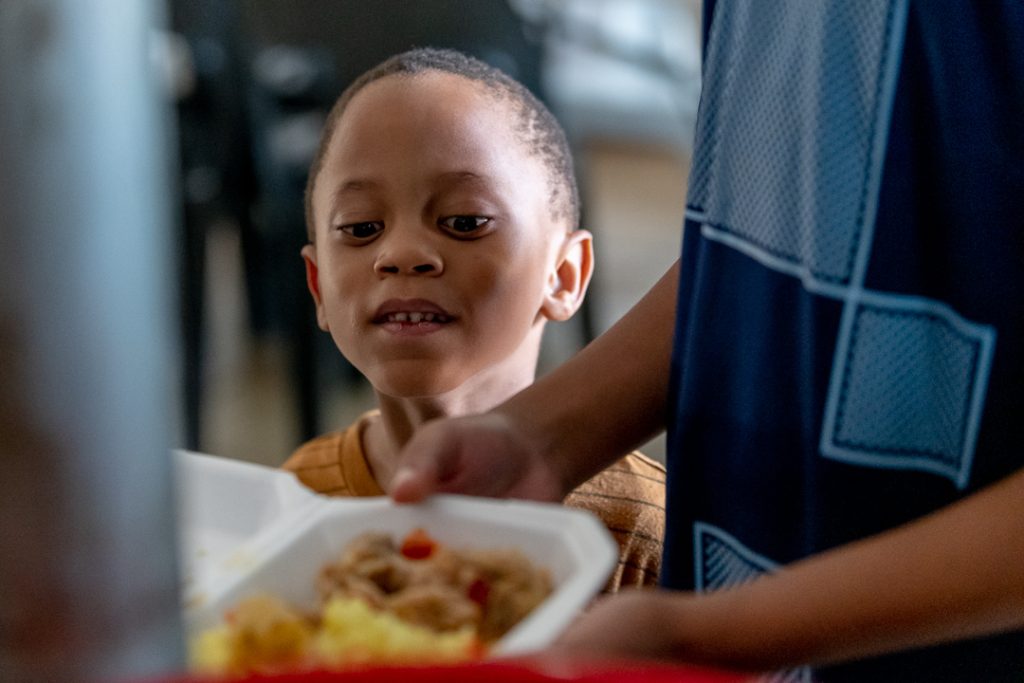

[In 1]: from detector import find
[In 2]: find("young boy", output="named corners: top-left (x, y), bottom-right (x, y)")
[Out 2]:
top-left (282, 47), bottom-right (666, 591)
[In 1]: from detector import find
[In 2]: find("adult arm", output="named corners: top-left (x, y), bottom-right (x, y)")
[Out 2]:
top-left (390, 261), bottom-right (680, 502)
top-left (551, 467), bottom-right (1024, 670)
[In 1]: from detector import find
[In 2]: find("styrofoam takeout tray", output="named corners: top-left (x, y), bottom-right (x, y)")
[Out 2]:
top-left (174, 450), bottom-right (618, 655)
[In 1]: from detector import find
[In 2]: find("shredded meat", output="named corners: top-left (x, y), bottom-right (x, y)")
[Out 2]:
top-left (315, 529), bottom-right (552, 643)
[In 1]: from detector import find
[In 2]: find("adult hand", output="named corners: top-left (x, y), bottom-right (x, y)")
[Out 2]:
top-left (547, 589), bottom-right (691, 664)
top-left (388, 410), bottom-right (567, 503)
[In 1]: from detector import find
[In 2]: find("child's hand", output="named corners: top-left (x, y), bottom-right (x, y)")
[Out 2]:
top-left (388, 411), bottom-right (566, 503)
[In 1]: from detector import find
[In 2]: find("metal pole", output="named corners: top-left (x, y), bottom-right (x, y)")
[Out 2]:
top-left (0, 0), bottom-right (184, 679)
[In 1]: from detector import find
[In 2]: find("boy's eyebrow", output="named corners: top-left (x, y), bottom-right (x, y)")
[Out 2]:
top-left (327, 179), bottom-right (380, 215)
top-left (330, 172), bottom-right (487, 198)
top-left (436, 171), bottom-right (487, 184)
top-left (332, 179), bottom-right (379, 196)
top-left (433, 171), bottom-right (502, 194)
top-left (436, 171), bottom-right (507, 192)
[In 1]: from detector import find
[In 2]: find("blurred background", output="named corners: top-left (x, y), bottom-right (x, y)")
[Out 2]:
top-left (169, 0), bottom-right (703, 467)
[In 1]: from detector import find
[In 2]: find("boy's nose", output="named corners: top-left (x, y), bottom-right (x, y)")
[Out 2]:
top-left (373, 241), bottom-right (443, 276)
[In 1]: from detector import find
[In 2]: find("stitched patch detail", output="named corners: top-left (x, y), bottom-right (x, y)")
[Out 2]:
top-left (693, 523), bottom-right (811, 682)
top-left (821, 298), bottom-right (995, 488)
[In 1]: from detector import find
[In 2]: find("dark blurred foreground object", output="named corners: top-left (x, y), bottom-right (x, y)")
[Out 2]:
top-left (0, 1), bottom-right (183, 679)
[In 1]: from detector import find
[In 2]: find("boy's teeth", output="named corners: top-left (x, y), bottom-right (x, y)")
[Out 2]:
top-left (387, 312), bottom-right (444, 323)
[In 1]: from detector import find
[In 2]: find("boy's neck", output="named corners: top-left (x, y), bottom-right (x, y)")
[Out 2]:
top-left (362, 365), bottom-right (537, 491)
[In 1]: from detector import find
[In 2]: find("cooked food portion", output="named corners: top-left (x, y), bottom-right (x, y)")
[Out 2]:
top-left (318, 528), bottom-right (552, 643)
top-left (192, 593), bottom-right (479, 675)
top-left (190, 528), bottom-right (552, 675)
top-left (191, 594), bottom-right (316, 675)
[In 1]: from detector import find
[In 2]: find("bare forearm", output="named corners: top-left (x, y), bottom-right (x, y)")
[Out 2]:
top-left (501, 261), bottom-right (679, 494)
top-left (675, 468), bottom-right (1024, 670)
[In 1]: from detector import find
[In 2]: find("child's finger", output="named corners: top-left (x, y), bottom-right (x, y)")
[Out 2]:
top-left (388, 465), bottom-right (431, 503)
top-left (388, 421), bottom-right (460, 502)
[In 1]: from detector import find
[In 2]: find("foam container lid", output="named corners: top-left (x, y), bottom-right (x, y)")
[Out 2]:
top-left (174, 450), bottom-right (619, 655)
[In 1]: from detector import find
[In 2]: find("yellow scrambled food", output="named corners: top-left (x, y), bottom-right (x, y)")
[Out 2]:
top-left (190, 529), bottom-right (552, 676)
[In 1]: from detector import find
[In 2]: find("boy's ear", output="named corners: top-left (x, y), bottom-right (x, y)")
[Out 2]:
top-left (541, 229), bottom-right (594, 322)
top-left (301, 244), bottom-right (330, 331)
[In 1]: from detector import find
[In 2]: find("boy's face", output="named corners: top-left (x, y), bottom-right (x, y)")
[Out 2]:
top-left (304, 72), bottom-right (588, 398)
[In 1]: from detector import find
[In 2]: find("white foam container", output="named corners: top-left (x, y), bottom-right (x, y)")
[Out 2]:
top-left (174, 450), bottom-right (618, 655)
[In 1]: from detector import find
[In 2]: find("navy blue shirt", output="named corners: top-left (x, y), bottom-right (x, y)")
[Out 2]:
top-left (664, 1), bottom-right (1023, 680)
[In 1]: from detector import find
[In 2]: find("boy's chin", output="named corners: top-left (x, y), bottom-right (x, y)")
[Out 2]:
top-left (370, 373), bottom-right (463, 401)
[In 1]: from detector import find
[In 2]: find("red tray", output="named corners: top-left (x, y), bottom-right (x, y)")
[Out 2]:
top-left (151, 658), bottom-right (752, 683)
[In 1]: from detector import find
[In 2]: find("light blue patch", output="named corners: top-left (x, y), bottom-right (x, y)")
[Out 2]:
top-left (694, 522), bottom-right (777, 592)
top-left (821, 295), bottom-right (995, 489)
top-left (694, 523), bottom-right (811, 683)
top-left (687, 0), bottom-right (907, 286)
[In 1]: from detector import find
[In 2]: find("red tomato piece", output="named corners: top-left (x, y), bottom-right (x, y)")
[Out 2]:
top-left (400, 527), bottom-right (437, 560)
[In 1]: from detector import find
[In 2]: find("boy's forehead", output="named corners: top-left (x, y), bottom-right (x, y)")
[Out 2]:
top-left (331, 72), bottom-right (522, 155)
top-left (313, 72), bottom-right (550, 202)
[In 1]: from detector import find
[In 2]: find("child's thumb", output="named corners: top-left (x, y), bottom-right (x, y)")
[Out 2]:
top-left (388, 463), bottom-right (433, 503)
top-left (388, 427), bottom-right (452, 502)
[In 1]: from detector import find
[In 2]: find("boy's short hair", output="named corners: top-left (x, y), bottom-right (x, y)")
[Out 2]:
top-left (304, 47), bottom-right (579, 241)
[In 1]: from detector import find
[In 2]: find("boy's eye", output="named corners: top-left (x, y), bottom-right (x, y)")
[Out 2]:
top-left (439, 215), bottom-right (491, 237)
top-left (339, 221), bottom-right (384, 240)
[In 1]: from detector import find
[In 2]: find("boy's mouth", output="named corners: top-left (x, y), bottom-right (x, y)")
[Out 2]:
top-left (372, 299), bottom-right (454, 329)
